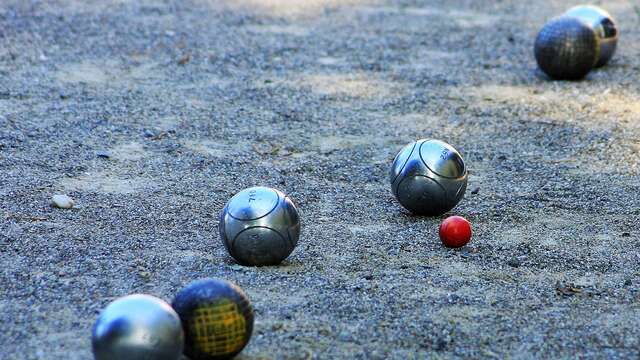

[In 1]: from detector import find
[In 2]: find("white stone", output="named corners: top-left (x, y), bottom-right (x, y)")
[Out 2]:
top-left (51, 194), bottom-right (74, 209)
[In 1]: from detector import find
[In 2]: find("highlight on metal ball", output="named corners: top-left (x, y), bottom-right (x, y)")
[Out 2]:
top-left (565, 5), bottom-right (618, 67)
top-left (389, 139), bottom-right (468, 216)
top-left (534, 15), bottom-right (599, 80)
top-left (92, 294), bottom-right (184, 360)
top-left (219, 186), bottom-right (301, 266)
top-left (171, 278), bottom-right (254, 360)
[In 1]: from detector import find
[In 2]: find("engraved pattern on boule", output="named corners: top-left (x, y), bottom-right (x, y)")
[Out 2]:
top-left (390, 139), bottom-right (468, 216)
top-left (219, 187), bottom-right (300, 266)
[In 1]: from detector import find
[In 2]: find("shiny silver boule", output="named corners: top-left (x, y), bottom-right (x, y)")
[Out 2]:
top-left (390, 139), bottom-right (467, 216)
top-left (219, 186), bottom-right (301, 266)
top-left (534, 16), bottom-right (598, 80)
top-left (92, 294), bottom-right (184, 360)
top-left (565, 5), bottom-right (617, 67)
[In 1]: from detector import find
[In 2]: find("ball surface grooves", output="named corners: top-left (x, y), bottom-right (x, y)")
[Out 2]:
top-left (171, 278), bottom-right (254, 360)
top-left (219, 186), bottom-right (300, 266)
top-left (534, 16), bottom-right (598, 80)
top-left (390, 139), bottom-right (468, 216)
top-left (565, 5), bottom-right (618, 67)
top-left (92, 294), bottom-right (184, 360)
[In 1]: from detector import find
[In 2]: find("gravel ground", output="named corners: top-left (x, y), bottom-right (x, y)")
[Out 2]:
top-left (1, 1), bottom-right (640, 359)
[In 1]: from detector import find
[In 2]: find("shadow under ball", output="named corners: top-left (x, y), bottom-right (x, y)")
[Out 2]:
top-left (219, 186), bottom-right (300, 266)
top-left (171, 278), bottom-right (254, 360)
top-left (92, 294), bottom-right (184, 360)
top-left (534, 16), bottom-right (598, 80)
top-left (390, 139), bottom-right (467, 216)
top-left (565, 5), bottom-right (617, 67)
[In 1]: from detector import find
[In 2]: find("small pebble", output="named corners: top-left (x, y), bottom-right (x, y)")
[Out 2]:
top-left (507, 258), bottom-right (521, 268)
top-left (471, 187), bottom-right (480, 195)
top-left (230, 264), bottom-right (249, 271)
top-left (51, 194), bottom-right (74, 209)
top-left (622, 232), bottom-right (631, 237)
top-left (446, 293), bottom-right (460, 303)
top-left (435, 338), bottom-right (447, 351)
top-left (338, 330), bottom-right (352, 342)
top-left (96, 150), bottom-right (111, 158)
top-left (177, 54), bottom-right (191, 65)
top-left (143, 129), bottom-right (156, 138)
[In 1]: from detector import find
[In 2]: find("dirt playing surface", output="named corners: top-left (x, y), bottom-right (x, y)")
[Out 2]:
top-left (1, 0), bottom-right (640, 359)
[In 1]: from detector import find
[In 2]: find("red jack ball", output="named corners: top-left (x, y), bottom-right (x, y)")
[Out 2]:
top-left (439, 216), bottom-right (472, 248)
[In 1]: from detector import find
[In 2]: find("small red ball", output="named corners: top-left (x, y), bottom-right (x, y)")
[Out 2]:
top-left (439, 216), bottom-right (472, 248)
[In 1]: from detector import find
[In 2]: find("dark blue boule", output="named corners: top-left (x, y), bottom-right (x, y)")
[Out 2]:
top-left (171, 278), bottom-right (254, 360)
top-left (534, 16), bottom-right (598, 80)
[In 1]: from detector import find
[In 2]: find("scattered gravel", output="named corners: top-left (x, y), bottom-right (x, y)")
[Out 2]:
top-left (507, 258), bottom-right (521, 268)
top-left (1, 0), bottom-right (639, 359)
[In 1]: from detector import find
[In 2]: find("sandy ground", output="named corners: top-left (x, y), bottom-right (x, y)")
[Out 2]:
top-left (1, 0), bottom-right (640, 359)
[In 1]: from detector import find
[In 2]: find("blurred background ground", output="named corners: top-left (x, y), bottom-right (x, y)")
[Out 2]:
top-left (1, 0), bottom-right (639, 359)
